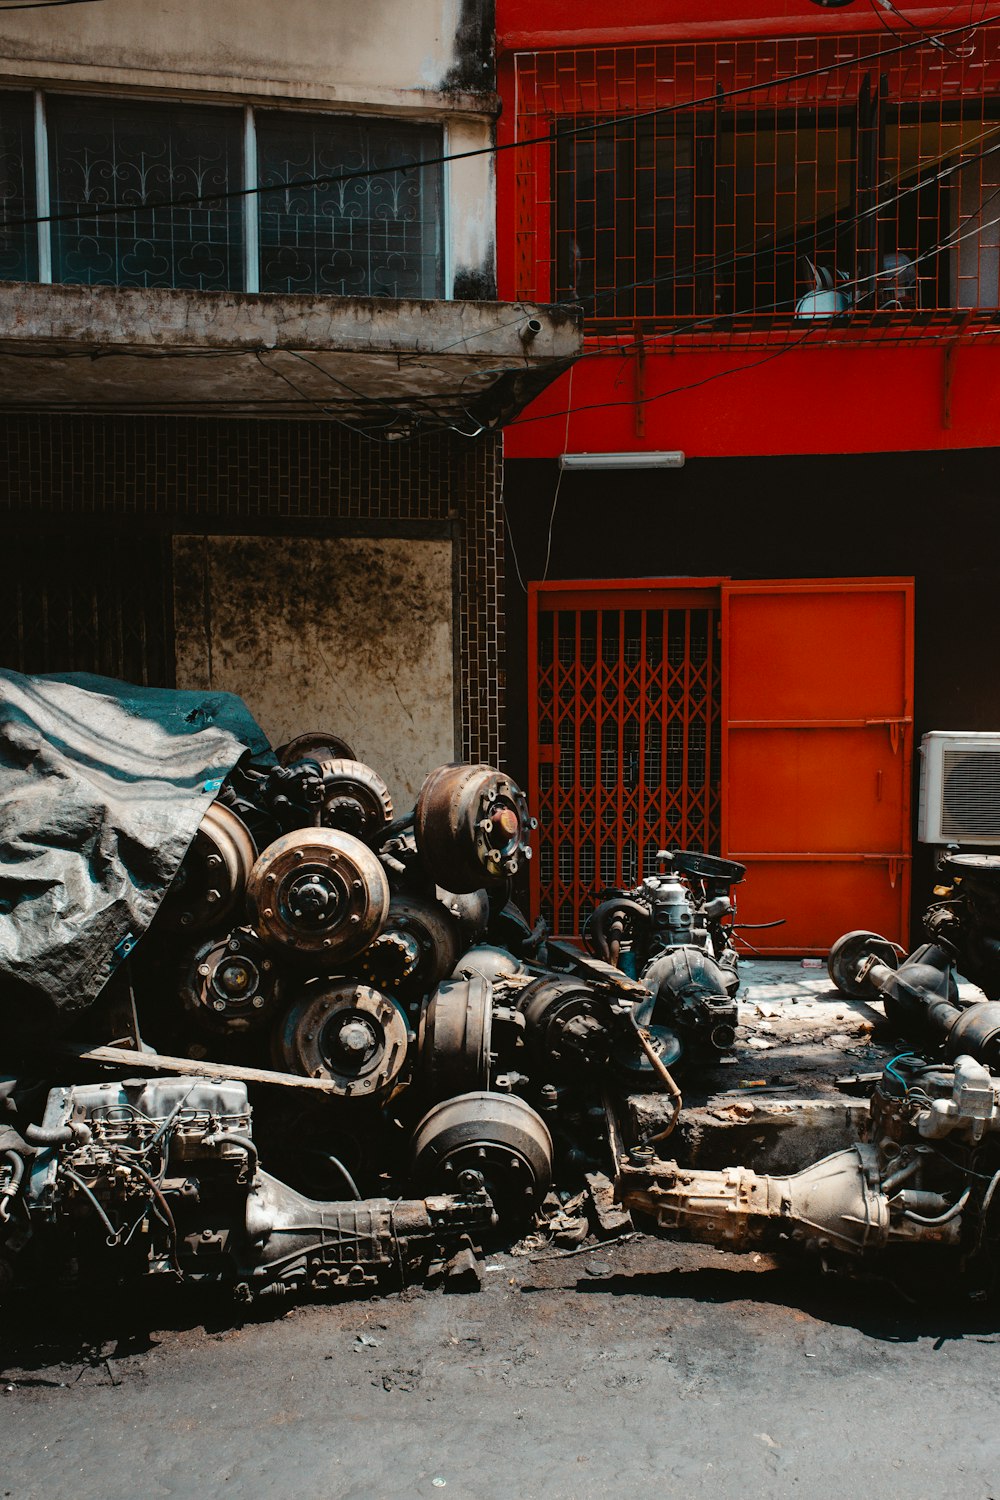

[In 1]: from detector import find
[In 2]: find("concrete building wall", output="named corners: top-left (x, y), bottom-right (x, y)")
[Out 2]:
top-left (173, 534), bottom-right (455, 807)
top-left (0, 416), bottom-right (507, 789)
top-left (0, 0), bottom-right (497, 296)
top-left (0, 0), bottom-right (492, 101)
top-left (0, 1), bottom-right (512, 789)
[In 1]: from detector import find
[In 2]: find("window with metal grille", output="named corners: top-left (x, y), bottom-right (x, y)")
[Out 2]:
top-left (48, 96), bottom-right (245, 291)
top-left (6, 91), bottom-right (445, 298)
top-left (257, 113), bottom-right (443, 298)
top-left (517, 32), bottom-right (1000, 336)
top-left (0, 91), bottom-right (37, 281)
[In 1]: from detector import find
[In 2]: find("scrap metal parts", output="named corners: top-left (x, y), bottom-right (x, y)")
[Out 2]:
top-left (318, 759), bottom-right (394, 842)
top-left (620, 1051), bottom-right (1000, 1266)
top-left (353, 890), bottom-right (465, 999)
top-left (419, 975), bottom-right (493, 1099)
top-left (246, 827), bottom-right (390, 965)
top-left (586, 849), bottom-right (745, 1061)
top-left (415, 763), bottom-right (537, 891)
top-left (159, 802), bottom-right (258, 934)
top-left (180, 931), bottom-right (283, 1033)
top-left (829, 851), bottom-right (1000, 1017)
top-left (0, 1078), bottom-right (494, 1298)
top-left (411, 1091), bottom-right (553, 1221)
top-left (274, 982), bottom-right (412, 1097)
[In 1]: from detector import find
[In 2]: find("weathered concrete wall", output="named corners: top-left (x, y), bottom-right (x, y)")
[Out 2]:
top-left (0, 0), bottom-right (494, 104)
top-left (173, 534), bottom-right (455, 807)
top-left (0, 0), bottom-right (497, 296)
top-left (0, 283), bottom-right (579, 417)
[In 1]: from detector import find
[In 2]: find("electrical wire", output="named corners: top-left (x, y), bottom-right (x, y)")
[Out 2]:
top-left (4, 13), bottom-right (999, 233)
top-left (867, 0), bottom-right (970, 56)
top-left (580, 122), bottom-right (1000, 323)
top-left (59, 1165), bottom-right (122, 1244)
top-left (507, 173), bottom-right (1000, 435)
top-left (321, 1153), bottom-right (361, 1201)
top-left (539, 363), bottom-right (573, 583)
top-left (1, 33), bottom-right (997, 447)
top-left (975, 1165), bottom-right (1000, 1251)
top-left (1, 40), bottom-right (996, 401)
top-left (499, 470), bottom-right (529, 594)
top-left (2, 116), bottom-right (988, 379)
top-left (508, 323), bottom-right (819, 428)
top-left (253, 348), bottom-right (391, 441)
top-left (0, 0), bottom-right (106, 9)
top-left (884, 1050), bottom-right (917, 1086)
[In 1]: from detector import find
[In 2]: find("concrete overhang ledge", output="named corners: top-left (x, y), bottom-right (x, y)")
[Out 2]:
top-left (0, 282), bottom-right (582, 428)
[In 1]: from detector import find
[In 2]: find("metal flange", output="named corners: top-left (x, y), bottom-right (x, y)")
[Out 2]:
top-left (827, 929), bottom-right (898, 1000)
top-left (415, 763), bottom-right (537, 892)
top-left (318, 758), bottom-right (394, 844)
top-left (246, 827), bottom-right (389, 965)
top-left (274, 980), bottom-right (411, 1097)
top-left (353, 890), bottom-right (463, 999)
top-left (180, 932), bottom-right (283, 1033)
top-left (517, 975), bottom-right (614, 1074)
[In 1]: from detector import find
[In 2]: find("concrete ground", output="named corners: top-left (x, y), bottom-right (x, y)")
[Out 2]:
top-left (3, 962), bottom-right (997, 1500)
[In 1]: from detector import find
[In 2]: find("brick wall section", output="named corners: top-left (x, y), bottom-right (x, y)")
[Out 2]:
top-left (0, 415), bottom-right (505, 769)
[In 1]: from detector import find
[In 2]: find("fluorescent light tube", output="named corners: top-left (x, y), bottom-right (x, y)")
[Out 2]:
top-left (558, 451), bottom-right (685, 471)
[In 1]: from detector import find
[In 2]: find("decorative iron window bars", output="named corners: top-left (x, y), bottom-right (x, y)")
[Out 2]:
top-left (0, 90), bottom-right (444, 299)
top-left (0, 91), bottom-right (36, 281)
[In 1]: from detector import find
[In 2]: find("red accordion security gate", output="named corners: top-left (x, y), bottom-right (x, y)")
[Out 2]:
top-left (527, 579), bottom-right (723, 939)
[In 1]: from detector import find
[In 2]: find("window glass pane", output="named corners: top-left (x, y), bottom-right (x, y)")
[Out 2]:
top-left (555, 115), bottom-right (698, 320)
top-left (47, 96), bottom-right (243, 290)
top-left (725, 113), bottom-right (853, 317)
top-left (883, 110), bottom-right (1000, 309)
top-left (0, 91), bottom-right (37, 281)
top-left (257, 112), bottom-right (443, 298)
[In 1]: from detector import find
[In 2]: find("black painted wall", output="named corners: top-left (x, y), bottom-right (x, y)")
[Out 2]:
top-left (501, 447), bottom-right (1000, 939)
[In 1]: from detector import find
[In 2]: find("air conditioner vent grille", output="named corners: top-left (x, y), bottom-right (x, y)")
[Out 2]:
top-left (942, 749), bottom-right (1000, 839)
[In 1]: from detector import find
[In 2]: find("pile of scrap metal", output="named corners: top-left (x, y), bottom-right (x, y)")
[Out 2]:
top-left (0, 672), bottom-right (750, 1304)
top-left (4, 670), bottom-right (1000, 1306)
top-left (616, 851), bottom-right (1000, 1287)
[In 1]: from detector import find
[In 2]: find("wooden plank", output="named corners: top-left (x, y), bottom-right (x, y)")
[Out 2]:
top-left (51, 1042), bottom-right (342, 1094)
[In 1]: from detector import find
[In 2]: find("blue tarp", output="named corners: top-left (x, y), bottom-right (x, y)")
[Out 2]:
top-left (0, 672), bottom-right (268, 1016)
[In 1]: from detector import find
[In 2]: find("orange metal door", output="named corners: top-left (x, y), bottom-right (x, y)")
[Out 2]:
top-left (721, 578), bottom-right (914, 953)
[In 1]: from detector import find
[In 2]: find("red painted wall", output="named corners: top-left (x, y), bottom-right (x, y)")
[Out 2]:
top-left (498, 0), bottom-right (1000, 50)
top-left (503, 337), bottom-right (1000, 458)
top-left (496, 0), bottom-right (1000, 460)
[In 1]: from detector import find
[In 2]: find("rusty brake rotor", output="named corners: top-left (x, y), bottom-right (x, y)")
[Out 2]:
top-left (246, 827), bottom-right (389, 965)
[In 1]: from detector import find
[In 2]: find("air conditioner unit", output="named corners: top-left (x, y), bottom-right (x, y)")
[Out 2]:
top-left (918, 731), bottom-right (1000, 845)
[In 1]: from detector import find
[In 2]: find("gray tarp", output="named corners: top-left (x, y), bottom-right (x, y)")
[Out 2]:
top-left (0, 672), bottom-right (269, 1017)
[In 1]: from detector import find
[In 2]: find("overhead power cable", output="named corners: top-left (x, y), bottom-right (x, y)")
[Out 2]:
top-left (3, 12), bottom-right (999, 232)
top-left (0, 0), bottom-right (106, 10)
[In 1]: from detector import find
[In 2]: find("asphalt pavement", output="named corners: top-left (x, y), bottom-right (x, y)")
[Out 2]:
top-left (2, 961), bottom-right (997, 1500)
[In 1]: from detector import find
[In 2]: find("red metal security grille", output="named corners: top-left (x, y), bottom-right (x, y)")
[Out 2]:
top-left (511, 28), bottom-right (1000, 345)
top-left (528, 582), bottom-right (722, 939)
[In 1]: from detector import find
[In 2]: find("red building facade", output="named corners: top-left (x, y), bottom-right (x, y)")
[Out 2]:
top-left (496, 1), bottom-right (1000, 949)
